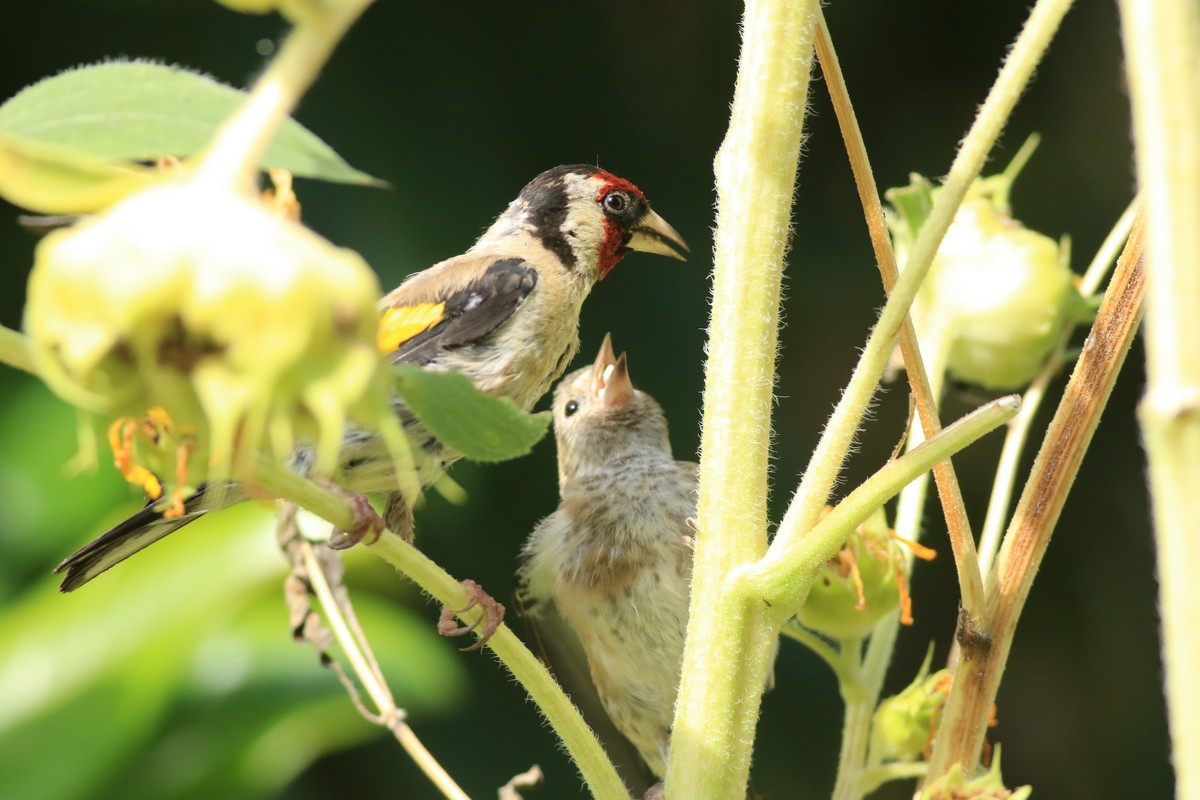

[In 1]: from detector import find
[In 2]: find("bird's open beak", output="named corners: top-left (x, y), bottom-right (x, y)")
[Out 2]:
top-left (591, 333), bottom-right (634, 406)
top-left (628, 209), bottom-right (690, 261)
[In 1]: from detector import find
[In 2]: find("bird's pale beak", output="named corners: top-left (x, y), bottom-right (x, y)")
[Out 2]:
top-left (591, 333), bottom-right (634, 406)
top-left (628, 209), bottom-right (690, 261)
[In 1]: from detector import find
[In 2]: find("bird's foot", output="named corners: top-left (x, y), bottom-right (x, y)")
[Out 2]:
top-left (327, 491), bottom-right (385, 550)
top-left (438, 579), bottom-right (505, 652)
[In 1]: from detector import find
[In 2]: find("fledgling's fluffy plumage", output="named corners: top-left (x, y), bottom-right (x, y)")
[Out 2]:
top-left (517, 337), bottom-right (697, 782)
top-left (56, 166), bottom-right (687, 592)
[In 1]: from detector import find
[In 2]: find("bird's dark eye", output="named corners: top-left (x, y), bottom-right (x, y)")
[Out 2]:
top-left (603, 191), bottom-right (630, 214)
top-left (564, 399), bottom-right (580, 417)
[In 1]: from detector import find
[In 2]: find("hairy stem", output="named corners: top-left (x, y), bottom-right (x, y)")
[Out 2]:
top-left (666, 0), bottom-right (819, 796)
top-left (814, 6), bottom-right (983, 619)
top-left (926, 218), bottom-right (1146, 778)
top-left (831, 639), bottom-right (870, 800)
top-left (747, 396), bottom-right (1019, 608)
top-left (250, 461), bottom-right (630, 800)
top-left (199, 0), bottom-right (374, 192)
top-left (1119, 0), bottom-right (1200, 795)
top-left (770, 0), bottom-right (1074, 594)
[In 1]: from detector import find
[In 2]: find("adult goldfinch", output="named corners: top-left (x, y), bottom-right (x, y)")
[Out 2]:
top-left (56, 165), bottom-right (688, 591)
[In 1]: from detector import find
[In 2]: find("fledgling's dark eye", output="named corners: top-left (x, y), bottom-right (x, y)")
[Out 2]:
top-left (564, 399), bottom-right (580, 417)
top-left (603, 191), bottom-right (630, 214)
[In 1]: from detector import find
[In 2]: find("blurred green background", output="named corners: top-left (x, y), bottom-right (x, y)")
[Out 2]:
top-left (0, 2), bottom-right (1165, 799)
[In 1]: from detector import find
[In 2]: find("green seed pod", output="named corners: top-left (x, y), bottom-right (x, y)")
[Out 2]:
top-left (24, 177), bottom-right (404, 498)
top-left (886, 138), bottom-right (1087, 390)
top-left (796, 507), bottom-right (901, 640)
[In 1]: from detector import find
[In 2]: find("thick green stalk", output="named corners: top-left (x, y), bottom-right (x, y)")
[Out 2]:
top-left (1118, 2), bottom-right (1200, 796)
top-left (665, 0), bottom-right (818, 796)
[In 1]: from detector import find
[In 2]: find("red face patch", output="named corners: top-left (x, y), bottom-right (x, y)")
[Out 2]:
top-left (589, 170), bottom-right (646, 204)
top-left (596, 219), bottom-right (624, 280)
top-left (590, 170), bottom-right (647, 280)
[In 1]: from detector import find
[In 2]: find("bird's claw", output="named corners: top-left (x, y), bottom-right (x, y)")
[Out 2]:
top-left (438, 579), bottom-right (505, 652)
top-left (328, 492), bottom-right (385, 550)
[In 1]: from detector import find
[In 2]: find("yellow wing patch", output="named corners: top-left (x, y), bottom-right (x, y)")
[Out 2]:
top-left (377, 302), bottom-right (446, 353)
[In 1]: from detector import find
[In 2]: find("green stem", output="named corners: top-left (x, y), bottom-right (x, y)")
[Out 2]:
top-left (813, 7), bottom-right (983, 625)
top-left (666, 0), bottom-right (818, 797)
top-left (770, 0), bottom-right (1073, 579)
top-left (780, 621), bottom-right (843, 681)
top-left (198, 0), bottom-right (374, 193)
top-left (250, 460), bottom-right (630, 800)
top-left (368, 536), bottom-right (629, 800)
top-left (0, 324), bottom-right (35, 375)
top-left (1119, 1), bottom-right (1200, 796)
top-left (817, 0), bottom-right (1075, 790)
top-left (831, 639), bottom-right (871, 800)
top-left (746, 396), bottom-right (1019, 608)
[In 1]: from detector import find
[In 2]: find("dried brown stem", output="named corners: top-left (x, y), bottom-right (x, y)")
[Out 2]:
top-left (276, 505), bottom-right (472, 800)
top-left (814, 8), bottom-right (984, 616)
top-left (926, 214), bottom-right (1147, 778)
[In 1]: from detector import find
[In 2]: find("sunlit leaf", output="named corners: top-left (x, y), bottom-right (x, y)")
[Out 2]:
top-left (0, 61), bottom-right (381, 186)
top-left (391, 365), bottom-right (550, 462)
top-left (0, 134), bottom-right (157, 214)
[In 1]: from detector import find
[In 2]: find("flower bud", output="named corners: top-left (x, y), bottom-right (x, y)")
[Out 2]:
top-left (24, 175), bottom-right (404, 501)
top-left (917, 752), bottom-right (1030, 800)
top-left (887, 145), bottom-right (1087, 390)
top-left (871, 653), bottom-right (951, 763)
top-left (796, 508), bottom-right (901, 640)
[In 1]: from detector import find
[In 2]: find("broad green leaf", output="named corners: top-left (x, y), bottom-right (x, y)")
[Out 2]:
top-left (392, 364), bottom-right (550, 462)
top-left (0, 61), bottom-right (381, 187)
top-left (0, 134), bottom-right (157, 214)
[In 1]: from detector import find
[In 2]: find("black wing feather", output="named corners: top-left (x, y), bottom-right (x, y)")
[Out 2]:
top-left (389, 258), bottom-right (537, 366)
top-left (55, 485), bottom-right (213, 592)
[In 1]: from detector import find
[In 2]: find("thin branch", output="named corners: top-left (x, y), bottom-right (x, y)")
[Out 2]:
top-left (770, 0), bottom-right (1076, 608)
top-left (249, 462), bottom-right (630, 800)
top-left (926, 214), bottom-right (1147, 778)
top-left (277, 505), bottom-right (471, 800)
top-left (813, 5), bottom-right (983, 616)
top-left (746, 396), bottom-right (1019, 608)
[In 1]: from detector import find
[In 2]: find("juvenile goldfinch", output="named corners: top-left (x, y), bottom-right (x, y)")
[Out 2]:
top-left (56, 165), bottom-right (688, 592)
top-left (516, 336), bottom-right (699, 788)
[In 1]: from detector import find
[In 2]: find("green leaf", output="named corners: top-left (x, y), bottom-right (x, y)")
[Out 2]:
top-left (391, 365), bottom-right (551, 462)
top-left (883, 172), bottom-right (935, 245)
top-left (0, 61), bottom-right (382, 187)
top-left (0, 134), bottom-right (158, 214)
